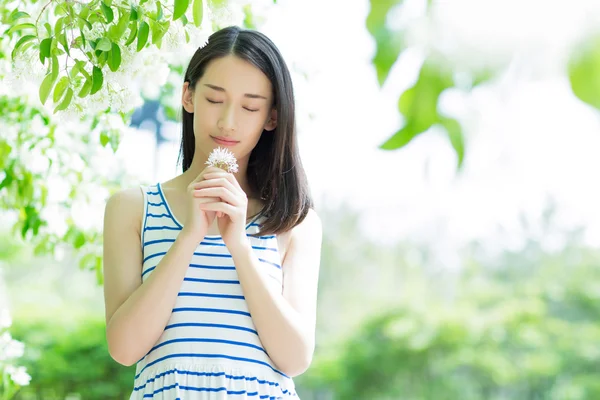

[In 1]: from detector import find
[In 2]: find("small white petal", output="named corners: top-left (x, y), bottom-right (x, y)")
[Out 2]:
top-left (10, 366), bottom-right (31, 386)
top-left (206, 147), bottom-right (239, 173)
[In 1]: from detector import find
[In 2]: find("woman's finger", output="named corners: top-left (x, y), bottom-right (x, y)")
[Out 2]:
top-left (206, 172), bottom-right (242, 190)
top-left (198, 202), bottom-right (237, 216)
top-left (200, 173), bottom-right (243, 192)
top-left (194, 187), bottom-right (242, 206)
top-left (189, 166), bottom-right (225, 186)
top-left (195, 177), bottom-right (243, 199)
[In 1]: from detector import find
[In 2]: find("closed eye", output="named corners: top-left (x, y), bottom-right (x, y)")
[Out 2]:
top-left (206, 98), bottom-right (258, 112)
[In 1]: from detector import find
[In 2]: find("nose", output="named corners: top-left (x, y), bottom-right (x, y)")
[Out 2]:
top-left (217, 104), bottom-right (237, 134)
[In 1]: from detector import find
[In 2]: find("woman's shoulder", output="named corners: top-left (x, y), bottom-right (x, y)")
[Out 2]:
top-left (274, 208), bottom-right (321, 263)
top-left (104, 186), bottom-right (147, 233)
top-left (106, 186), bottom-right (147, 207)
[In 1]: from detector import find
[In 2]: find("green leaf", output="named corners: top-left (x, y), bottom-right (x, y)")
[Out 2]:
top-left (58, 32), bottom-right (70, 56)
top-left (366, 0), bottom-right (404, 86)
top-left (157, 1), bottom-right (163, 20)
top-left (101, 2), bottom-right (114, 23)
top-left (151, 20), bottom-right (169, 46)
top-left (379, 122), bottom-right (422, 150)
top-left (78, 77), bottom-right (92, 97)
top-left (109, 131), bottom-right (120, 152)
top-left (4, 22), bottom-right (36, 35)
top-left (79, 6), bottom-right (91, 19)
top-left (51, 55), bottom-right (59, 80)
top-left (39, 37), bottom-right (52, 64)
top-left (51, 47), bottom-right (65, 56)
top-left (53, 76), bottom-right (70, 103)
top-left (380, 60), bottom-right (454, 151)
top-left (39, 73), bottom-right (56, 105)
top-left (174, 0), bottom-right (190, 20)
top-left (44, 22), bottom-right (52, 36)
top-left (108, 42), bottom-right (121, 72)
top-left (76, 60), bottom-right (91, 80)
top-left (54, 87), bottom-right (73, 113)
top-left (100, 131), bottom-right (110, 146)
top-left (73, 35), bottom-right (84, 48)
top-left (193, 0), bottom-right (203, 27)
top-left (11, 34), bottom-right (35, 59)
top-left (69, 63), bottom-right (80, 79)
top-left (130, 5), bottom-right (139, 20)
top-left (96, 37), bottom-right (111, 51)
top-left (73, 231), bottom-right (86, 248)
top-left (54, 3), bottom-right (69, 16)
top-left (79, 252), bottom-right (96, 270)
top-left (91, 66), bottom-right (103, 94)
top-left (96, 256), bottom-right (104, 284)
top-left (10, 11), bottom-right (31, 22)
top-left (125, 21), bottom-right (138, 45)
top-left (569, 35), bottom-right (600, 111)
top-left (439, 117), bottom-right (465, 169)
top-left (115, 8), bottom-right (131, 38)
top-left (137, 21), bottom-right (149, 52)
top-left (91, 116), bottom-right (101, 130)
top-left (78, 16), bottom-right (92, 30)
top-left (98, 51), bottom-right (108, 66)
top-left (242, 4), bottom-right (255, 29)
top-left (54, 17), bottom-right (65, 36)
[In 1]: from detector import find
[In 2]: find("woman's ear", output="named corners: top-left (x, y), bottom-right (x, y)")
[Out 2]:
top-left (182, 81), bottom-right (194, 113)
top-left (264, 108), bottom-right (277, 131)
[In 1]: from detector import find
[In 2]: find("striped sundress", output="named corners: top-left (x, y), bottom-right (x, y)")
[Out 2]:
top-left (131, 183), bottom-right (298, 399)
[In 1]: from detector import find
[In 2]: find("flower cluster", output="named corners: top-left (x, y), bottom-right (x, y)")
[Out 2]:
top-left (0, 306), bottom-right (31, 399)
top-left (205, 147), bottom-right (239, 173)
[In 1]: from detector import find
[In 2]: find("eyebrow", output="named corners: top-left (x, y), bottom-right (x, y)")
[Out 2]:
top-left (203, 84), bottom-right (268, 100)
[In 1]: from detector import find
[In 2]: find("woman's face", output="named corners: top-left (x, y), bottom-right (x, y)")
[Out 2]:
top-left (182, 54), bottom-right (278, 165)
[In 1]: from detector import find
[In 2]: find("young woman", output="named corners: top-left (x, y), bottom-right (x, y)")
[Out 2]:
top-left (102, 26), bottom-right (322, 399)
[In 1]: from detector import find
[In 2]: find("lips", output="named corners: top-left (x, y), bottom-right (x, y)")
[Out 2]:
top-left (211, 136), bottom-right (239, 146)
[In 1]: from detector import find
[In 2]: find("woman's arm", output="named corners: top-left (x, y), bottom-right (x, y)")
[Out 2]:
top-left (102, 188), bottom-right (200, 366)
top-left (230, 209), bottom-right (323, 376)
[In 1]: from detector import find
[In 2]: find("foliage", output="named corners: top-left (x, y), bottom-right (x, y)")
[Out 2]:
top-left (366, 0), bottom-right (600, 168)
top-left (9, 315), bottom-right (134, 400)
top-left (300, 221), bottom-right (600, 399)
top-left (2, 0), bottom-right (235, 114)
top-left (569, 34), bottom-right (600, 112)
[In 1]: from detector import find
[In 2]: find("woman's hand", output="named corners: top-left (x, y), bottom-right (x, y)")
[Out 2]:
top-left (180, 166), bottom-right (223, 241)
top-left (193, 171), bottom-right (251, 254)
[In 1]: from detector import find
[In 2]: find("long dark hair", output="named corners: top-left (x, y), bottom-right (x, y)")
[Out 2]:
top-left (179, 26), bottom-right (313, 236)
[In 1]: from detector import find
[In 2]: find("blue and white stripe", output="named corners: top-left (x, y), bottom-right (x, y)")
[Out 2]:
top-left (130, 184), bottom-right (296, 399)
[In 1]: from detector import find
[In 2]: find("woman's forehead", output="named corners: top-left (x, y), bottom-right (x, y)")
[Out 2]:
top-left (201, 55), bottom-right (272, 96)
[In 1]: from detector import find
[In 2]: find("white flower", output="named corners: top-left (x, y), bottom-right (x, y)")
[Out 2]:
top-left (206, 147), bottom-right (239, 173)
top-left (6, 49), bottom-right (45, 95)
top-left (163, 21), bottom-right (186, 54)
top-left (6, 365), bottom-right (31, 386)
top-left (2, 337), bottom-right (25, 360)
top-left (82, 24), bottom-right (104, 41)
